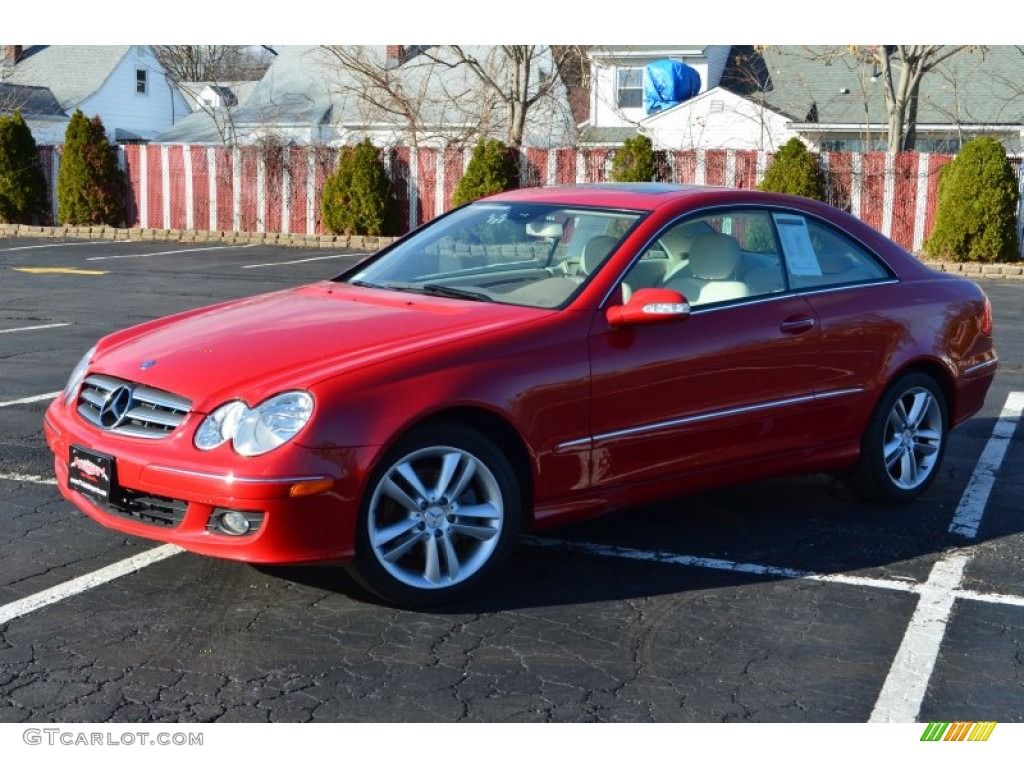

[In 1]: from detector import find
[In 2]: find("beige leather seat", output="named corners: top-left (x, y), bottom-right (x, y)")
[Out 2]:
top-left (663, 232), bottom-right (749, 305)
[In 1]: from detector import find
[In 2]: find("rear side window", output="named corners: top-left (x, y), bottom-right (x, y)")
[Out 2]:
top-left (774, 213), bottom-right (889, 289)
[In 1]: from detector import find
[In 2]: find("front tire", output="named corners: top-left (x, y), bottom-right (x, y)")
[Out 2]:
top-left (352, 422), bottom-right (523, 606)
top-left (846, 372), bottom-right (948, 502)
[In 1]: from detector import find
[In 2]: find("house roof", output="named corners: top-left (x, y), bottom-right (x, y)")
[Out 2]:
top-left (152, 108), bottom-right (233, 144)
top-left (577, 125), bottom-right (640, 146)
top-left (0, 83), bottom-right (65, 117)
top-left (177, 81), bottom-right (258, 110)
top-left (157, 45), bottom-right (573, 147)
top-left (639, 85), bottom-right (789, 125)
top-left (5, 45), bottom-right (133, 110)
top-left (588, 46), bottom-right (708, 59)
top-left (735, 45), bottom-right (1024, 129)
top-left (225, 46), bottom-right (335, 128)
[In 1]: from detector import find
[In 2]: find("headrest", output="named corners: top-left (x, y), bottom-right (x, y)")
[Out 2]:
top-left (688, 233), bottom-right (741, 279)
top-left (581, 235), bottom-right (619, 274)
top-left (659, 225), bottom-right (697, 259)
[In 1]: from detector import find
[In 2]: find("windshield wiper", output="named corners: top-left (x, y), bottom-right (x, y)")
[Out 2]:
top-left (349, 279), bottom-right (386, 289)
top-left (418, 283), bottom-right (494, 302)
top-left (353, 281), bottom-right (494, 303)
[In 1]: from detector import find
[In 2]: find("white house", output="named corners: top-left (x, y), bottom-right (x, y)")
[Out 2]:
top-left (155, 45), bottom-right (576, 148)
top-left (2, 45), bottom-right (190, 143)
top-left (579, 44), bottom-right (797, 151)
top-left (639, 86), bottom-right (798, 151)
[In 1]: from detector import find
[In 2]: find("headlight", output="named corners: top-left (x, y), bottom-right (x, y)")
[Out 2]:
top-left (195, 391), bottom-right (314, 456)
top-left (63, 345), bottom-right (96, 406)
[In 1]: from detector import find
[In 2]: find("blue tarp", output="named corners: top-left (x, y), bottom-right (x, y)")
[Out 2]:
top-left (643, 59), bottom-right (701, 115)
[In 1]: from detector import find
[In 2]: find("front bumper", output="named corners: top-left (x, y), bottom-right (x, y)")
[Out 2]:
top-left (44, 399), bottom-right (373, 564)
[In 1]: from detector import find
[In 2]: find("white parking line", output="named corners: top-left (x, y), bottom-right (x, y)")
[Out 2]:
top-left (0, 241), bottom-right (110, 251)
top-left (85, 244), bottom-right (257, 261)
top-left (0, 545), bottom-right (183, 625)
top-left (0, 391), bottom-right (60, 408)
top-left (524, 536), bottom-right (1023, 724)
top-left (949, 391), bottom-right (1024, 538)
top-left (0, 472), bottom-right (56, 486)
top-left (868, 555), bottom-right (969, 723)
top-left (241, 253), bottom-right (356, 269)
top-left (0, 322), bottom-right (69, 334)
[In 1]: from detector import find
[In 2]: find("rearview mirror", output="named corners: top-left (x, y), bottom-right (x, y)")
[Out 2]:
top-left (525, 220), bottom-right (563, 239)
top-left (606, 287), bottom-right (691, 328)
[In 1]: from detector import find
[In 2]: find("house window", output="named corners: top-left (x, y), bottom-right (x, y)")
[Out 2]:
top-left (136, 69), bottom-right (148, 95)
top-left (616, 67), bottom-right (643, 109)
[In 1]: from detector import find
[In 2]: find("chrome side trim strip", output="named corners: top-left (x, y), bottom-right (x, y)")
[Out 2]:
top-left (963, 358), bottom-right (998, 376)
top-left (555, 387), bottom-right (864, 451)
top-left (148, 466), bottom-right (330, 485)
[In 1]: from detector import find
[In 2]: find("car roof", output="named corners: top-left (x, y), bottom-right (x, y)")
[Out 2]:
top-left (484, 183), bottom-right (709, 211)
top-left (483, 183), bottom-right (823, 215)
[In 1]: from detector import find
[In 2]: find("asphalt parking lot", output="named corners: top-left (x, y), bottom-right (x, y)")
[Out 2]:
top-left (0, 236), bottom-right (1021, 723)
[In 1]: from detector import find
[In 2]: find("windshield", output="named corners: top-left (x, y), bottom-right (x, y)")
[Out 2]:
top-left (342, 202), bottom-right (644, 308)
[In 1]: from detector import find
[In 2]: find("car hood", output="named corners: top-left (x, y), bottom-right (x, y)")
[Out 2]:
top-left (91, 282), bottom-right (548, 411)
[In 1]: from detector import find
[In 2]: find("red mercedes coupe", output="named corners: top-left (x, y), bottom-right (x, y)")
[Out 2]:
top-left (45, 184), bottom-right (997, 604)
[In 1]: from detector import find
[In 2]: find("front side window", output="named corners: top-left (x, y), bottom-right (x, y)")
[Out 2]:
top-left (136, 68), bottom-right (148, 95)
top-left (344, 203), bottom-right (643, 309)
top-left (627, 210), bottom-right (787, 306)
top-left (616, 67), bottom-right (643, 109)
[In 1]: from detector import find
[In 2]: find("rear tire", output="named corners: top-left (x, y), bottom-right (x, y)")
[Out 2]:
top-left (845, 372), bottom-right (948, 503)
top-left (351, 422), bottom-right (522, 606)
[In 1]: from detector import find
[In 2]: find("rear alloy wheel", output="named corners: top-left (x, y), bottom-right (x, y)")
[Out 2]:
top-left (352, 423), bottom-right (522, 606)
top-left (847, 372), bottom-right (947, 502)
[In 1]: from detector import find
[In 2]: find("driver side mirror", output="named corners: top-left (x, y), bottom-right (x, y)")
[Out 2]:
top-left (606, 287), bottom-right (691, 328)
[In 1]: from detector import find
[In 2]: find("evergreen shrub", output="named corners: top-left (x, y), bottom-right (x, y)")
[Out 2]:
top-left (0, 110), bottom-right (49, 224)
top-left (56, 110), bottom-right (126, 226)
top-left (451, 139), bottom-right (518, 207)
top-left (925, 137), bottom-right (1020, 263)
top-left (758, 137), bottom-right (826, 201)
top-left (610, 134), bottom-right (655, 183)
top-left (321, 139), bottom-right (396, 236)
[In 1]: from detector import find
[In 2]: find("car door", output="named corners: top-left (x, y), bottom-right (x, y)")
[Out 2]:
top-left (772, 212), bottom-right (901, 444)
top-left (585, 208), bottom-right (823, 490)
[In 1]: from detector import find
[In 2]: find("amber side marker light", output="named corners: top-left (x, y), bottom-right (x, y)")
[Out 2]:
top-left (290, 478), bottom-right (335, 497)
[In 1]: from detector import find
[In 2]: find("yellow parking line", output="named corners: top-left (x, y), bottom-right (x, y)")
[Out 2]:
top-left (12, 267), bottom-right (109, 275)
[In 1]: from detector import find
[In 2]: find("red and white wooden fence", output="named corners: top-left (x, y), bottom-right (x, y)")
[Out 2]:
top-left (34, 145), bottom-right (1024, 257)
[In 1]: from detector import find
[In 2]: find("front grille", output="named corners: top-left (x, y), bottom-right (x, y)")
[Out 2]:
top-left (97, 488), bottom-right (188, 528)
top-left (77, 374), bottom-right (191, 439)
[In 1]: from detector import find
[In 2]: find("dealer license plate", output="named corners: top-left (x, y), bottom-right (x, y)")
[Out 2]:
top-left (68, 445), bottom-right (115, 502)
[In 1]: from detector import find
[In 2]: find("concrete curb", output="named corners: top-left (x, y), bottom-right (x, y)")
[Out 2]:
top-left (917, 259), bottom-right (1024, 280)
top-left (0, 223), bottom-right (398, 252)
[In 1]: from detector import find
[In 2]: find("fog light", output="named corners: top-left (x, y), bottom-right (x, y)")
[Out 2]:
top-left (220, 510), bottom-right (251, 535)
top-left (206, 509), bottom-right (264, 536)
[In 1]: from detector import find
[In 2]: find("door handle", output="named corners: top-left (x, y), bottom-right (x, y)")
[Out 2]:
top-left (780, 315), bottom-right (816, 334)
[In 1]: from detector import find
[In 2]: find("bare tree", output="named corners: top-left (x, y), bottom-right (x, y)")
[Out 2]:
top-left (803, 46), bottom-right (974, 152)
top-left (317, 45), bottom-right (578, 149)
top-left (319, 46), bottom-right (486, 147)
top-left (154, 46), bottom-right (273, 83)
top-left (154, 46), bottom-right (232, 82)
top-left (423, 45), bottom-right (581, 149)
top-left (868, 46), bottom-right (975, 151)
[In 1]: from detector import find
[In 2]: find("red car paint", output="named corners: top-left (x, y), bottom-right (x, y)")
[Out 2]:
top-left (44, 184), bottom-right (997, 598)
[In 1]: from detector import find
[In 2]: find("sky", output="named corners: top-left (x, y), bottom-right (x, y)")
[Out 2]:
top-left (4, 1), bottom-right (1016, 46)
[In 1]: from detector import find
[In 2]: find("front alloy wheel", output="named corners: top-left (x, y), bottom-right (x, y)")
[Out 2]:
top-left (353, 423), bottom-right (522, 605)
